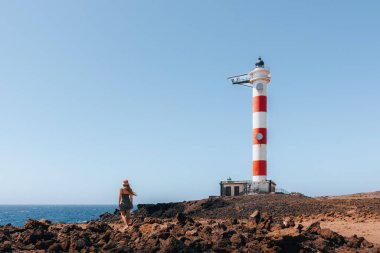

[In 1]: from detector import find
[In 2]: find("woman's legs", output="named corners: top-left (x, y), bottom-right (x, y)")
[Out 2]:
top-left (125, 210), bottom-right (131, 225)
top-left (120, 211), bottom-right (127, 226)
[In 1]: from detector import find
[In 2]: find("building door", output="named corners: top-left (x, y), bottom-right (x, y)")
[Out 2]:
top-left (234, 186), bottom-right (240, 196)
top-left (225, 186), bottom-right (231, 196)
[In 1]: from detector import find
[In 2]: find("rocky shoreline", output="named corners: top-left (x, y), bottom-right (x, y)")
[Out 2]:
top-left (0, 212), bottom-right (378, 252)
top-left (1, 193), bottom-right (379, 252)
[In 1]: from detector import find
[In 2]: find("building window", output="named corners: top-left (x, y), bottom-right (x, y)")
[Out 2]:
top-left (234, 186), bottom-right (239, 196)
top-left (225, 186), bottom-right (231, 196)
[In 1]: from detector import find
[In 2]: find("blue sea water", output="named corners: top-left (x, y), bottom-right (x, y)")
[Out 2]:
top-left (0, 205), bottom-right (118, 227)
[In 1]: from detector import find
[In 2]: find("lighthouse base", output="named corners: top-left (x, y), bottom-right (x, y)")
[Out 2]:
top-left (249, 180), bottom-right (276, 193)
top-left (219, 179), bottom-right (276, 196)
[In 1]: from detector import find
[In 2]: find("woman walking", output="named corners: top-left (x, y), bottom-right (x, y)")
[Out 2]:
top-left (118, 179), bottom-right (136, 230)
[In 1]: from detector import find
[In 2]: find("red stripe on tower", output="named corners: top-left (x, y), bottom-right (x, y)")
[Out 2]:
top-left (253, 160), bottom-right (267, 176)
top-left (253, 96), bottom-right (267, 112)
top-left (253, 128), bottom-right (267, 144)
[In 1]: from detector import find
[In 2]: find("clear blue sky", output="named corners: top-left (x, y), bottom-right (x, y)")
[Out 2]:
top-left (1, 1), bottom-right (379, 204)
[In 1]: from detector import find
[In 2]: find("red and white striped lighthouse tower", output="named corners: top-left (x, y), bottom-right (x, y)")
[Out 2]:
top-left (250, 58), bottom-right (271, 183)
top-left (228, 57), bottom-right (275, 193)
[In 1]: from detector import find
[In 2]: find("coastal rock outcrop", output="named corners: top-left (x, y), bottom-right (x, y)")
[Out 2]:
top-left (0, 212), bottom-right (379, 252)
top-left (1, 193), bottom-right (380, 252)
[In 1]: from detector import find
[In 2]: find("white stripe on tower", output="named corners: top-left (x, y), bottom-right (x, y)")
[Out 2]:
top-left (252, 112), bottom-right (266, 128)
top-left (252, 145), bottom-right (266, 161)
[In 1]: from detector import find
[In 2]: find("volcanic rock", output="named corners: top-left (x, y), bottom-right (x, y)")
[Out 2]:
top-left (24, 219), bottom-right (51, 230)
top-left (1, 192), bottom-right (380, 252)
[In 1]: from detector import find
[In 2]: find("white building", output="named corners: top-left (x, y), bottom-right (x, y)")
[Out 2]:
top-left (220, 178), bottom-right (276, 196)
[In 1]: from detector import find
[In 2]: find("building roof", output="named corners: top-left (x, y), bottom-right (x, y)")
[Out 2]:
top-left (220, 180), bottom-right (250, 184)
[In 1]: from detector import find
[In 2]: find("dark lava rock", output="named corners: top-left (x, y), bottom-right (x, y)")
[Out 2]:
top-left (0, 229), bottom-right (11, 242)
top-left (47, 242), bottom-right (63, 253)
top-left (0, 240), bottom-right (12, 252)
top-left (346, 234), bottom-right (365, 248)
top-left (319, 228), bottom-right (345, 245)
top-left (1, 196), bottom-right (379, 253)
top-left (35, 239), bottom-right (55, 249)
top-left (24, 219), bottom-right (51, 229)
top-left (86, 221), bottom-right (111, 233)
top-left (17, 227), bottom-right (54, 245)
top-left (159, 236), bottom-right (184, 253)
top-left (70, 237), bottom-right (87, 251)
top-left (176, 212), bottom-right (193, 226)
top-left (98, 209), bottom-right (122, 223)
top-left (200, 197), bottom-right (229, 210)
top-left (230, 233), bottom-right (246, 246)
top-left (137, 202), bottom-right (185, 219)
top-left (306, 221), bottom-right (321, 234)
top-left (249, 210), bottom-right (261, 224)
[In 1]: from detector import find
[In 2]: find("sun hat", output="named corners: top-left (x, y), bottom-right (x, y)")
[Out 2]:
top-left (122, 179), bottom-right (129, 186)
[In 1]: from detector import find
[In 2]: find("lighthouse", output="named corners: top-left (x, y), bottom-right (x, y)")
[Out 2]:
top-left (220, 57), bottom-right (276, 196)
top-left (250, 57), bottom-right (270, 183)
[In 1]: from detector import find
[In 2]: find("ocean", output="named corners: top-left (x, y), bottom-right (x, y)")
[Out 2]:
top-left (0, 205), bottom-right (118, 227)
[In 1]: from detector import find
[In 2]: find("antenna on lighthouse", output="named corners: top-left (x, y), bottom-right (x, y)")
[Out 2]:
top-left (227, 57), bottom-right (269, 87)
